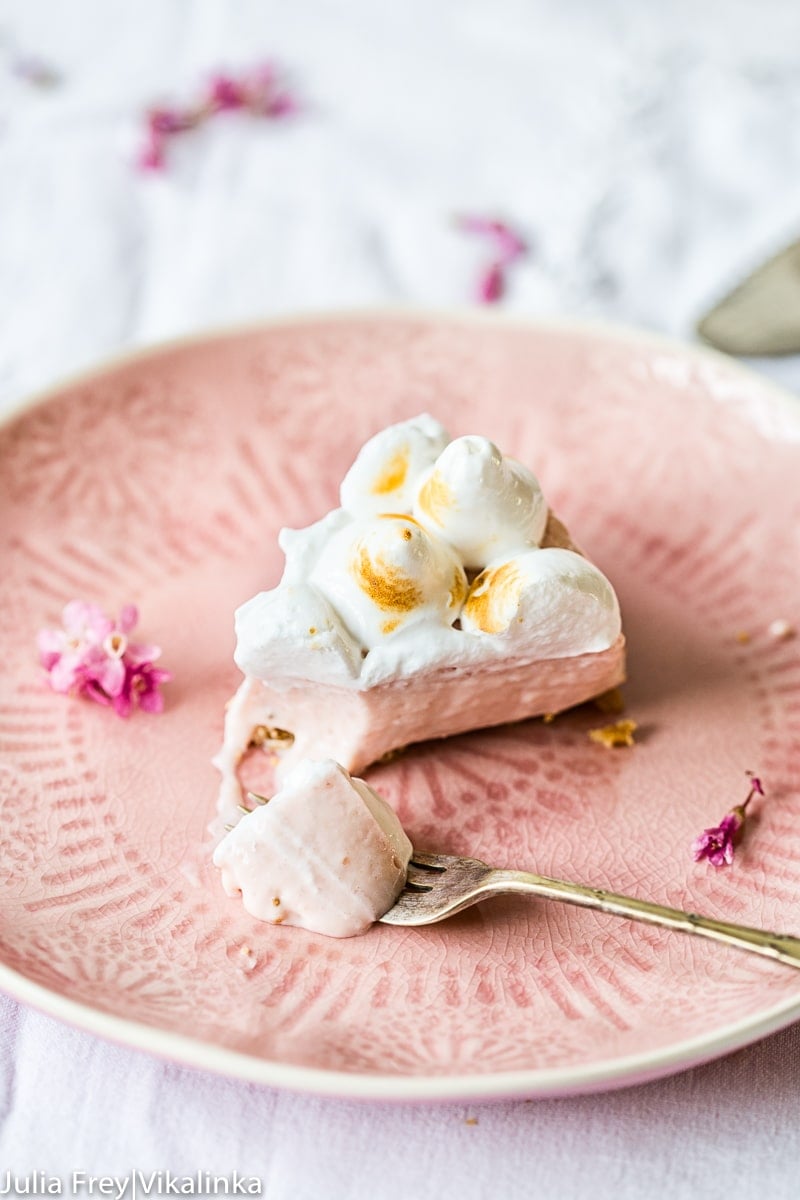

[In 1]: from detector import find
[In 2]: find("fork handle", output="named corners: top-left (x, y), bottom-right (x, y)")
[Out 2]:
top-left (487, 870), bottom-right (800, 969)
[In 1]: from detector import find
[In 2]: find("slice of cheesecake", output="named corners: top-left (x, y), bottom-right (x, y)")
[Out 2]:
top-left (213, 416), bottom-right (625, 822)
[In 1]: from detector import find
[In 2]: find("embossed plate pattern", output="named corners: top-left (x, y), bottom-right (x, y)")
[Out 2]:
top-left (1, 313), bottom-right (800, 1101)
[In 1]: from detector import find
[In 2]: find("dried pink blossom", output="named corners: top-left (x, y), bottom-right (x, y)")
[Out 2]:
top-left (38, 601), bottom-right (170, 717)
top-left (692, 773), bottom-right (763, 868)
top-left (137, 62), bottom-right (298, 171)
top-left (455, 213), bottom-right (528, 305)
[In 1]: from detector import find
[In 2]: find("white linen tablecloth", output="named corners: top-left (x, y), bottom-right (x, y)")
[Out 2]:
top-left (2, 2), bottom-right (800, 1196)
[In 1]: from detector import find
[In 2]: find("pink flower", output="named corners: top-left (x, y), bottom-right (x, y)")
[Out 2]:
top-left (137, 61), bottom-right (298, 171)
top-left (38, 601), bottom-right (170, 717)
top-left (455, 213), bottom-right (528, 305)
top-left (691, 812), bottom-right (743, 868)
top-left (692, 773), bottom-right (764, 868)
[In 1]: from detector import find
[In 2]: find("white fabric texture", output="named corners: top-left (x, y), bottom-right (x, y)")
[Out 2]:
top-left (2, 1), bottom-right (800, 1196)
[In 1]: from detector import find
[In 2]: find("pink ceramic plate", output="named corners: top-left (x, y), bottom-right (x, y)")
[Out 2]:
top-left (2, 313), bottom-right (800, 1102)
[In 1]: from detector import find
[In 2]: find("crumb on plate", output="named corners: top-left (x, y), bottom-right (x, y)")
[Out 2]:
top-left (588, 718), bottom-right (637, 748)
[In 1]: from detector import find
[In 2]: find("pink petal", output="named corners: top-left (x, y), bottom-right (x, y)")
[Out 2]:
top-left (91, 655), bottom-right (126, 697)
top-left (147, 106), bottom-right (195, 135)
top-left (247, 62), bottom-right (277, 90)
top-left (477, 262), bottom-right (505, 304)
top-left (208, 74), bottom-right (246, 110)
top-left (124, 641), bottom-right (162, 666)
top-left (47, 654), bottom-right (85, 693)
top-left (494, 226), bottom-right (527, 263)
top-left (84, 680), bottom-right (113, 707)
top-left (112, 691), bottom-right (133, 718)
top-left (138, 134), bottom-right (166, 171)
top-left (38, 628), bottom-right (66, 668)
top-left (265, 92), bottom-right (298, 118)
top-left (62, 600), bottom-right (92, 634)
top-left (65, 600), bottom-right (107, 638)
top-left (118, 604), bottom-right (139, 634)
top-left (455, 214), bottom-right (498, 238)
top-left (455, 215), bottom-right (527, 261)
top-left (139, 689), bottom-right (165, 714)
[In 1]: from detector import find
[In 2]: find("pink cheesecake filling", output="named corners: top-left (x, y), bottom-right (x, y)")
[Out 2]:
top-left (213, 759), bottom-right (412, 938)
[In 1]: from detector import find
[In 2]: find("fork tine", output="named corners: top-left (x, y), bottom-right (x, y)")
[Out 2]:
top-left (381, 852), bottom-right (493, 926)
top-left (405, 862), bottom-right (444, 887)
top-left (247, 790), bottom-right (271, 806)
top-left (408, 852), bottom-right (448, 871)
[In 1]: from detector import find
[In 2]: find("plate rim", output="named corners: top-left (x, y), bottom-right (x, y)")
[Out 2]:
top-left (2, 307), bottom-right (800, 1101)
top-left (3, 956), bottom-right (800, 1101)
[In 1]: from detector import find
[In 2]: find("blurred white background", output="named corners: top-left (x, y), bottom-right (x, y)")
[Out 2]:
top-left (3, 0), bottom-right (800, 407)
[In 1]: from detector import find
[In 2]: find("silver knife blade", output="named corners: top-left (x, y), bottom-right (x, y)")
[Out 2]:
top-left (697, 239), bottom-right (800, 356)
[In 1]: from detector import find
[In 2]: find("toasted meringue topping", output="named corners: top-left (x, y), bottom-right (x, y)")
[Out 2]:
top-left (232, 416), bottom-right (621, 689)
top-left (340, 414), bottom-right (450, 517)
top-left (413, 436), bottom-right (548, 568)
top-left (311, 514), bottom-right (467, 646)
top-left (461, 548), bottom-right (621, 656)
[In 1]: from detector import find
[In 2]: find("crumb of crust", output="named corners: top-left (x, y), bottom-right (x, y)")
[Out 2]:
top-left (249, 724), bottom-right (295, 747)
top-left (589, 718), bottom-right (637, 748)
top-left (377, 745), bottom-right (407, 763)
top-left (735, 630), bottom-right (751, 644)
top-left (464, 1117), bottom-right (479, 1126)
top-left (768, 618), bottom-right (795, 641)
top-left (593, 687), bottom-right (625, 715)
top-left (542, 712), bottom-right (556, 724)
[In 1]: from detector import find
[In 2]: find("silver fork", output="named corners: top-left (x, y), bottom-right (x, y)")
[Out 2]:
top-left (380, 852), bottom-right (800, 969)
